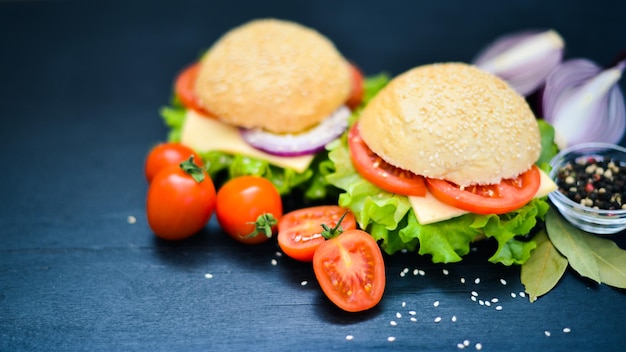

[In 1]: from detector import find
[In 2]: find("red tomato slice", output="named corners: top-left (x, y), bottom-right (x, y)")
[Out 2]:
top-left (313, 229), bottom-right (386, 312)
top-left (347, 122), bottom-right (427, 196)
top-left (174, 63), bottom-right (214, 116)
top-left (277, 206), bottom-right (357, 262)
top-left (425, 165), bottom-right (541, 215)
top-left (345, 64), bottom-right (364, 110)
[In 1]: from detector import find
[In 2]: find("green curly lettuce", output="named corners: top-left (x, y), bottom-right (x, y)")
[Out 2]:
top-left (325, 133), bottom-right (552, 266)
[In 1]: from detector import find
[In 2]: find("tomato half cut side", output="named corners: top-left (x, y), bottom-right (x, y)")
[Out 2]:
top-left (277, 206), bottom-right (357, 262)
top-left (347, 122), bottom-right (427, 197)
top-left (425, 165), bottom-right (541, 215)
top-left (345, 64), bottom-right (365, 110)
top-left (313, 229), bottom-right (386, 312)
top-left (174, 62), bottom-right (214, 116)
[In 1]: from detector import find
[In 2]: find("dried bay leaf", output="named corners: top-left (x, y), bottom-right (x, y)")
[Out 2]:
top-left (545, 208), bottom-right (601, 283)
top-left (582, 233), bottom-right (626, 288)
top-left (521, 229), bottom-right (569, 302)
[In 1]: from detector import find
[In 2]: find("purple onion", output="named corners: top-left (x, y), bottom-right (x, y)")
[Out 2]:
top-left (473, 29), bottom-right (564, 96)
top-left (542, 59), bottom-right (625, 146)
top-left (240, 106), bottom-right (351, 157)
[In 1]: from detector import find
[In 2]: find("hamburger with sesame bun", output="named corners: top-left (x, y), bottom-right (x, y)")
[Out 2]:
top-left (160, 18), bottom-right (366, 198)
top-left (326, 62), bottom-right (558, 265)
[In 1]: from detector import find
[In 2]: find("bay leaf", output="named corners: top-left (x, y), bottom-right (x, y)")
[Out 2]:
top-left (582, 233), bottom-right (626, 288)
top-left (545, 208), bottom-right (601, 283)
top-left (521, 229), bottom-right (569, 302)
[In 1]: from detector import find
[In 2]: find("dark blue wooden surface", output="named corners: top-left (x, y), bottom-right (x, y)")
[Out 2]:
top-left (1, 1), bottom-right (625, 351)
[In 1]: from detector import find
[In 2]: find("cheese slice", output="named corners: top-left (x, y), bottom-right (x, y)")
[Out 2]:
top-left (408, 168), bottom-right (558, 225)
top-left (180, 109), bottom-right (314, 173)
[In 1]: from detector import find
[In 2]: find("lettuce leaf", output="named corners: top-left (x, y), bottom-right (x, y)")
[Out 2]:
top-left (326, 135), bottom-right (550, 265)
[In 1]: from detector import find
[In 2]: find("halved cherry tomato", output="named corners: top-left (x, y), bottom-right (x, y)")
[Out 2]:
top-left (146, 158), bottom-right (216, 240)
top-left (144, 142), bottom-right (203, 184)
top-left (345, 64), bottom-right (365, 110)
top-left (313, 228), bottom-right (386, 312)
top-left (426, 165), bottom-right (541, 215)
top-left (174, 63), bottom-right (214, 116)
top-left (348, 122), bottom-right (427, 196)
top-left (216, 176), bottom-right (283, 244)
top-left (277, 206), bottom-right (357, 262)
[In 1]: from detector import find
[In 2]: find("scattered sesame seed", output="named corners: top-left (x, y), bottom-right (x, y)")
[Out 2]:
top-left (519, 292), bottom-right (526, 298)
top-left (300, 280), bottom-right (308, 286)
top-left (491, 298), bottom-right (499, 303)
top-left (471, 296), bottom-right (477, 302)
top-left (402, 301), bottom-right (407, 308)
top-left (464, 340), bottom-right (470, 347)
top-left (390, 320), bottom-right (397, 326)
top-left (496, 306), bottom-right (503, 311)
top-left (471, 291), bottom-right (479, 297)
top-left (413, 269), bottom-right (419, 275)
top-left (451, 315), bottom-right (457, 322)
top-left (204, 273), bottom-right (213, 279)
top-left (461, 277), bottom-right (466, 284)
top-left (400, 272), bottom-right (406, 277)
top-left (433, 301), bottom-right (440, 307)
top-left (474, 278), bottom-right (481, 284)
top-left (500, 279), bottom-right (507, 285)
top-left (434, 317), bottom-right (442, 323)
top-left (443, 269), bottom-right (449, 275)
top-left (563, 328), bottom-right (571, 333)
top-left (275, 252), bottom-right (282, 257)
top-left (511, 292), bottom-right (517, 298)
top-left (457, 343), bottom-right (466, 349)
top-left (410, 317), bottom-right (417, 322)
top-left (396, 312), bottom-right (402, 319)
top-left (418, 270), bottom-right (426, 276)
top-left (409, 310), bottom-right (417, 316)
top-left (345, 335), bottom-right (354, 341)
top-left (388, 336), bottom-right (396, 342)
top-left (127, 215), bottom-right (136, 224)
top-left (402, 268), bottom-right (409, 274)
top-left (544, 331), bottom-right (551, 337)
top-left (271, 259), bottom-right (278, 266)
top-left (479, 300), bottom-right (485, 306)
top-left (475, 343), bottom-right (483, 350)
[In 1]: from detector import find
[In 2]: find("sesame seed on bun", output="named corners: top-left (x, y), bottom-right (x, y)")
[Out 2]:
top-left (357, 62), bottom-right (541, 187)
top-left (194, 19), bottom-right (352, 134)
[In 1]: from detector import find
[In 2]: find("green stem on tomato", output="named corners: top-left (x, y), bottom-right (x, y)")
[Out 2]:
top-left (320, 211), bottom-right (349, 240)
top-left (243, 213), bottom-right (278, 239)
top-left (180, 156), bottom-right (205, 183)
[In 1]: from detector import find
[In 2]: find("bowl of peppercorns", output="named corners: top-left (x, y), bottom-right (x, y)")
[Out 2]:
top-left (549, 142), bottom-right (626, 234)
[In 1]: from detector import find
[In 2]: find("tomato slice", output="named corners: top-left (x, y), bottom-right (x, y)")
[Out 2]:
top-left (277, 206), bottom-right (357, 262)
top-left (313, 229), bottom-right (386, 312)
top-left (347, 122), bottom-right (427, 196)
top-left (425, 165), bottom-right (541, 215)
top-left (174, 62), bottom-right (214, 116)
top-left (345, 64), bottom-right (365, 110)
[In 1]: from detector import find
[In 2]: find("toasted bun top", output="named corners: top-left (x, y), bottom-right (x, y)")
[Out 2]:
top-left (358, 62), bottom-right (541, 186)
top-left (194, 19), bottom-right (352, 134)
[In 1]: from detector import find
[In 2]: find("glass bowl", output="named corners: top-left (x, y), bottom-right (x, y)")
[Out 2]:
top-left (548, 142), bottom-right (626, 234)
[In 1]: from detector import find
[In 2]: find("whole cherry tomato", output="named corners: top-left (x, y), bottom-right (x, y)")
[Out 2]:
top-left (146, 157), bottom-right (216, 240)
top-left (215, 176), bottom-right (283, 244)
top-left (144, 142), bottom-right (203, 184)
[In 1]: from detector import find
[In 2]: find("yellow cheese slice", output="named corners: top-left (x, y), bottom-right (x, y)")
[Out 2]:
top-left (180, 109), bottom-right (315, 173)
top-left (408, 169), bottom-right (558, 225)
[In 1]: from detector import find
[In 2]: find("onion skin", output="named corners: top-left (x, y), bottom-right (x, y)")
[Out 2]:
top-left (473, 29), bottom-right (564, 96)
top-left (542, 59), bottom-right (625, 147)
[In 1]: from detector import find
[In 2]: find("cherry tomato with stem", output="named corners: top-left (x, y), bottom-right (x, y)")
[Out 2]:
top-left (145, 142), bottom-right (203, 184)
top-left (216, 176), bottom-right (283, 245)
top-left (146, 156), bottom-right (216, 240)
top-left (313, 214), bottom-right (386, 312)
top-left (278, 206), bottom-right (357, 262)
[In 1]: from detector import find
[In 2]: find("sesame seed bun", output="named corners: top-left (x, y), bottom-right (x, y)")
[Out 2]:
top-left (358, 62), bottom-right (541, 187)
top-left (194, 19), bottom-right (352, 134)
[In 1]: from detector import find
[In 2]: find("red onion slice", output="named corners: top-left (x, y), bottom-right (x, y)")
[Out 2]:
top-left (240, 106), bottom-right (351, 157)
top-left (542, 59), bottom-right (625, 146)
top-left (473, 29), bottom-right (564, 96)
